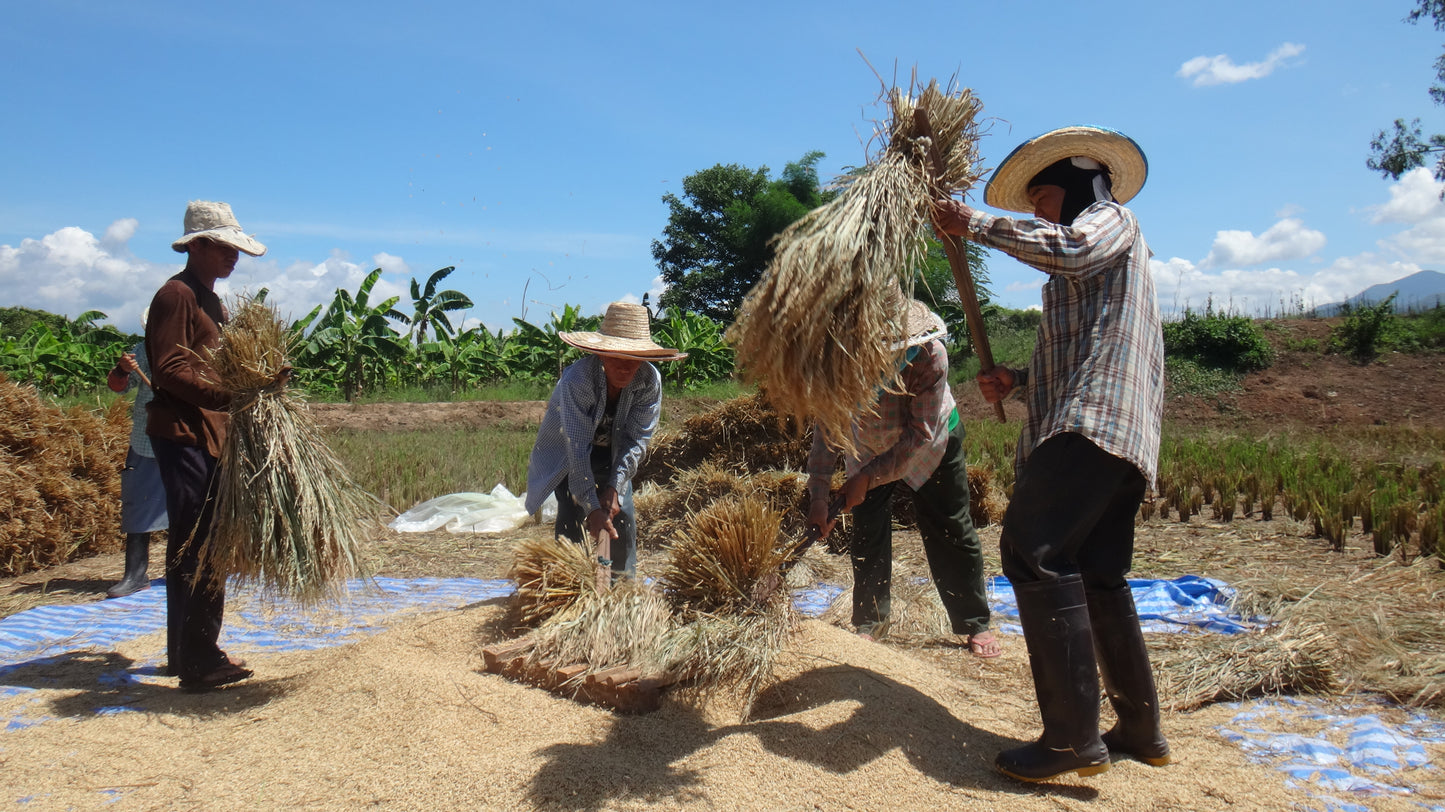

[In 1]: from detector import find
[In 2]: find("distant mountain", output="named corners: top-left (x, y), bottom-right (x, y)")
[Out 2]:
top-left (1313, 270), bottom-right (1445, 316)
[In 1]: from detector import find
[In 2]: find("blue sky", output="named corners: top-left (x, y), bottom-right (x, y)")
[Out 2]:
top-left (3, 0), bottom-right (1444, 334)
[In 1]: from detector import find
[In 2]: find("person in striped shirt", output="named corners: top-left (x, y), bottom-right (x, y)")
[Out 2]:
top-left (806, 297), bottom-right (999, 658)
top-left (934, 126), bottom-right (1169, 782)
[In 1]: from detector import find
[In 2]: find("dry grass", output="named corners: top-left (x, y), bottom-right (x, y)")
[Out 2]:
top-left (1151, 557), bottom-right (1445, 710)
top-left (199, 299), bottom-right (381, 604)
top-left (0, 374), bottom-right (127, 576)
top-left (728, 78), bottom-right (983, 454)
top-left (637, 391), bottom-right (811, 487)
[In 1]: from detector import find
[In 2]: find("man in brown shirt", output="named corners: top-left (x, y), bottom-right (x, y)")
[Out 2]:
top-left (145, 200), bottom-right (265, 691)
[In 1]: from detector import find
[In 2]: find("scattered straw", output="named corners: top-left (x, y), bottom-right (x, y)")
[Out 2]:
top-left (728, 78), bottom-right (983, 452)
top-left (199, 298), bottom-right (381, 604)
top-left (1152, 620), bottom-right (1341, 711)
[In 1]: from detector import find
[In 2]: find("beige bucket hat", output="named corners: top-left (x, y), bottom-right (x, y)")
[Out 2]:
top-left (171, 200), bottom-right (267, 256)
top-left (983, 126), bottom-right (1148, 214)
top-left (893, 298), bottom-right (947, 351)
top-left (559, 301), bottom-right (687, 361)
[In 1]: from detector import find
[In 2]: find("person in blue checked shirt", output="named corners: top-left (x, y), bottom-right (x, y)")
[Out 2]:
top-left (933, 126), bottom-right (1170, 783)
top-left (524, 301), bottom-right (686, 582)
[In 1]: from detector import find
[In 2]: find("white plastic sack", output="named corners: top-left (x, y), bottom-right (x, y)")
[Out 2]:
top-left (389, 484), bottom-right (555, 534)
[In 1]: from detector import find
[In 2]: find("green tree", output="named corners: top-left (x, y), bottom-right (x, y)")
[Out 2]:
top-left (1369, 2), bottom-right (1445, 185)
top-left (405, 266), bottom-right (474, 346)
top-left (652, 151), bottom-right (828, 322)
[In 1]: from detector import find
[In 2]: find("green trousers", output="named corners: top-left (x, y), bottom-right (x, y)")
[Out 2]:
top-left (849, 418), bottom-right (991, 637)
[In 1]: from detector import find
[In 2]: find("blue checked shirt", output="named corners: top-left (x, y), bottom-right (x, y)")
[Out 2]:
top-left (524, 354), bottom-right (662, 514)
top-left (120, 342), bottom-right (157, 458)
top-left (962, 201), bottom-right (1164, 487)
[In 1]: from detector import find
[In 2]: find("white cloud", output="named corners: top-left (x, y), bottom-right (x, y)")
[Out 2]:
top-left (1369, 167), bottom-right (1445, 225)
top-left (1154, 253), bottom-right (1422, 315)
top-left (0, 221), bottom-right (175, 332)
top-left (1178, 42), bottom-right (1305, 87)
top-left (1198, 218), bottom-right (1326, 269)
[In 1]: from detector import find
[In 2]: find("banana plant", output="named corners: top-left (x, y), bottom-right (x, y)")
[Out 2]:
top-left (651, 308), bottom-right (733, 389)
top-left (407, 266), bottom-right (474, 346)
top-left (298, 268), bottom-right (409, 401)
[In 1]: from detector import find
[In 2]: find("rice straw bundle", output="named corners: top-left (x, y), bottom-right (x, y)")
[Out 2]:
top-left (508, 534), bottom-right (600, 625)
top-left (198, 298), bottom-right (381, 604)
top-left (728, 78), bottom-right (983, 452)
top-left (524, 579), bottom-right (680, 681)
top-left (1151, 620), bottom-right (1341, 711)
top-left (666, 608), bottom-right (794, 717)
top-left (658, 495), bottom-right (796, 614)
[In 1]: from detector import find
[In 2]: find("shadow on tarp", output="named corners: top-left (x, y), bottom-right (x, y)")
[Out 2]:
top-left (0, 649), bottom-right (283, 723)
top-left (523, 664), bottom-right (1083, 810)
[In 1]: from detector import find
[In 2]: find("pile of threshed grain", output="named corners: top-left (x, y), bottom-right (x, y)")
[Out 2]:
top-left (1151, 557), bottom-right (1445, 710)
top-left (0, 375), bottom-right (128, 576)
top-left (509, 495), bottom-right (797, 717)
top-left (198, 298), bottom-right (383, 604)
top-left (728, 78), bottom-right (983, 454)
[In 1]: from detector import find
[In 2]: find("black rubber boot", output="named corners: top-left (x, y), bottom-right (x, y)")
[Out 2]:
top-left (1087, 585), bottom-right (1171, 766)
top-left (106, 533), bottom-right (151, 599)
top-left (995, 574), bottom-right (1110, 782)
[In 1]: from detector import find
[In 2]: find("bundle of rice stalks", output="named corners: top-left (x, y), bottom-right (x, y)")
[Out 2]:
top-left (636, 392), bottom-right (811, 487)
top-left (198, 298), bottom-right (382, 604)
top-left (508, 534), bottom-right (600, 626)
top-left (524, 579), bottom-right (680, 680)
top-left (0, 374), bottom-right (127, 576)
top-left (1151, 620), bottom-right (1341, 711)
top-left (658, 495), bottom-right (796, 615)
top-left (635, 463), bottom-right (811, 549)
top-left (727, 78), bottom-right (983, 453)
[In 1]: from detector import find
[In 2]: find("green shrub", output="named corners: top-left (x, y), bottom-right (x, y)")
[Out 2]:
top-left (1164, 357), bottom-right (1241, 401)
top-left (1329, 294), bottom-right (1400, 361)
top-left (1162, 307), bottom-right (1274, 372)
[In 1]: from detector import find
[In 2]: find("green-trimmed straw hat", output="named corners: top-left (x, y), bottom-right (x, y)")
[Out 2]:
top-left (983, 126), bottom-right (1148, 214)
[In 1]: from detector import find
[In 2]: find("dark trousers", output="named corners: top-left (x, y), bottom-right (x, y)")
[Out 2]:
top-left (999, 432), bottom-right (1146, 589)
top-left (851, 418), bottom-right (991, 636)
top-left (553, 445), bottom-right (637, 576)
top-left (151, 436), bottom-right (228, 679)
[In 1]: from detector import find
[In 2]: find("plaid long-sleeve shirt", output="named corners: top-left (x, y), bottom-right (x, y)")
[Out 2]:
top-left (806, 339), bottom-right (956, 501)
top-left (962, 201), bottom-right (1164, 487)
top-left (524, 354), bottom-right (661, 515)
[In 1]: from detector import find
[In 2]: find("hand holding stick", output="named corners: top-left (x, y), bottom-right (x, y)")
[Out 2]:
top-left (913, 106), bottom-right (1006, 423)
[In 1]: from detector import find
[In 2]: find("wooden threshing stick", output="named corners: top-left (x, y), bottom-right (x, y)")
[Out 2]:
top-left (913, 106), bottom-right (1006, 423)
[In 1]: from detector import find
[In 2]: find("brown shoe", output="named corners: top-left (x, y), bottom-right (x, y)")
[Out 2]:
top-left (179, 660), bottom-right (253, 693)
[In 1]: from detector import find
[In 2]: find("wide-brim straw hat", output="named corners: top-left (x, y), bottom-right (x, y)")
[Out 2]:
top-left (890, 297), bottom-right (947, 351)
top-left (171, 200), bottom-right (267, 256)
top-left (983, 126), bottom-right (1148, 214)
top-left (559, 301), bottom-right (687, 361)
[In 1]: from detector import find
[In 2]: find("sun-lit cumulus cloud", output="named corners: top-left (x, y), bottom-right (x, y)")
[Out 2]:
top-left (1198, 218), bottom-right (1326, 269)
top-left (1178, 42), bottom-right (1305, 87)
top-left (1370, 167), bottom-right (1445, 225)
top-left (1153, 253), bottom-right (1422, 316)
top-left (0, 221), bottom-right (177, 332)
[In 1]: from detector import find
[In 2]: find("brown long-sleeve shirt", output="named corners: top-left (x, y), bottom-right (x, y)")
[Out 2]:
top-left (144, 270), bottom-right (231, 458)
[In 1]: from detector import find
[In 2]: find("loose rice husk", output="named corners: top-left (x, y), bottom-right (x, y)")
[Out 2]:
top-left (728, 78), bottom-right (983, 454)
top-left (198, 298), bottom-right (382, 604)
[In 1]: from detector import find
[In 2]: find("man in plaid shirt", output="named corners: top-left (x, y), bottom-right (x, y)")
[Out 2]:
top-left (934, 126), bottom-right (1169, 783)
top-left (806, 297), bottom-right (998, 658)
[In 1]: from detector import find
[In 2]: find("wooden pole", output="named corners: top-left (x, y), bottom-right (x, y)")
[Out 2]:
top-left (912, 106), bottom-right (1006, 422)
